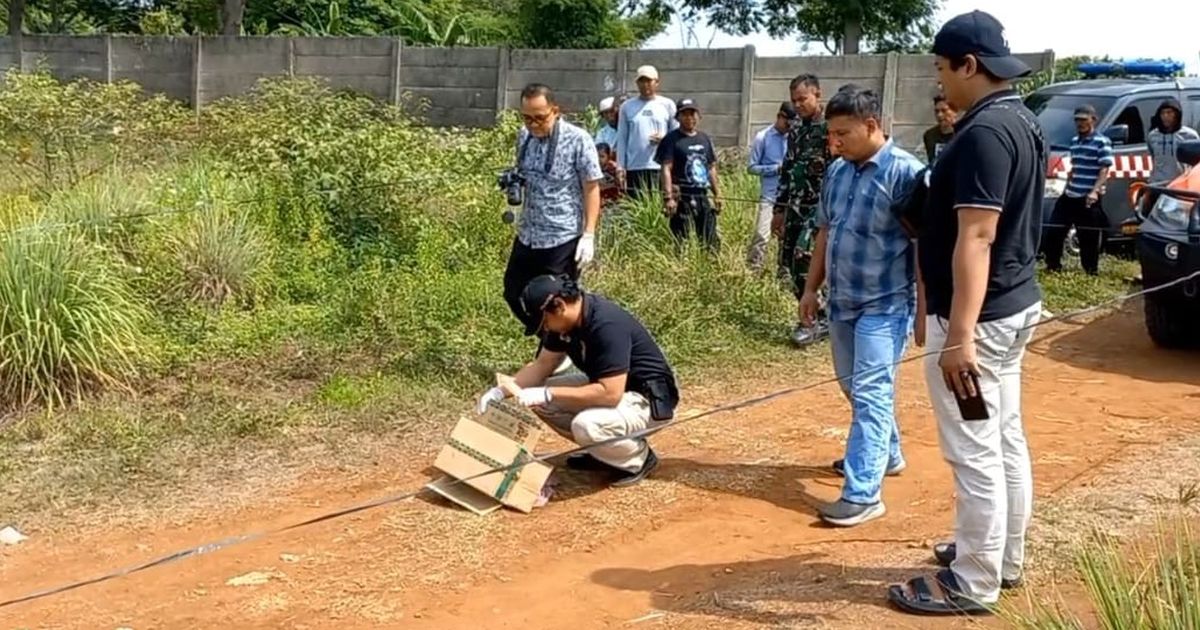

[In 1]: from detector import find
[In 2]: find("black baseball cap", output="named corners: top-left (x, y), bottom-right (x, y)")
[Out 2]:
top-left (1073, 104), bottom-right (1098, 120)
top-left (778, 101), bottom-right (798, 119)
top-left (676, 98), bottom-right (700, 115)
top-left (518, 274), bottom-right (573, 336)
top-left (932, 10), bottom-right (1031, 80)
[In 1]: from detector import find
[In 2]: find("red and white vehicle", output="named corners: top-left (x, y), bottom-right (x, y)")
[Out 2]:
top-left (1025, 76), bottom-right (1200, 254)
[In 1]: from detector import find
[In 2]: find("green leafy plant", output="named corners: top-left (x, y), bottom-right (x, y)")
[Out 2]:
top-left (0, 224), bottom-right (150, 410)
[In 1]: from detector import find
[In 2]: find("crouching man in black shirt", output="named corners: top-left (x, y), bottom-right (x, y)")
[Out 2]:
top-left (476, 274), bottom-right (680, 487)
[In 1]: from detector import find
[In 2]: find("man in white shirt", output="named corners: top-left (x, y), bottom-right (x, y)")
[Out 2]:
top-left (616, 65), bottom-right (677, 199)
top-left (595, 97), bottom-right (620, 147)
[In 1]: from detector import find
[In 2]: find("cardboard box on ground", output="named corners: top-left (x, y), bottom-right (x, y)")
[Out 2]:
top-left (426, 374), bottom-right (553, 515)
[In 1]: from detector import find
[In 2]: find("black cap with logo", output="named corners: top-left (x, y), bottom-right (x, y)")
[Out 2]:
top-left (518, 274), bottom-right (579, 336)
top-left (675, 98), bottom-right (700, 117)
top-left (778, 101), bottom-right (798, 120)
top-left (932, 10), bottom-right (1031, 80)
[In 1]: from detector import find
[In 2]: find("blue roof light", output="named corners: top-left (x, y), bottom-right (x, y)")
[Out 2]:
top-left (1077, 59), bottom-right (1185, 77)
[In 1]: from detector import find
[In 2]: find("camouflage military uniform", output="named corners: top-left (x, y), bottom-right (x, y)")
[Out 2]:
top-left (774, 115), bottom-right (832, 297)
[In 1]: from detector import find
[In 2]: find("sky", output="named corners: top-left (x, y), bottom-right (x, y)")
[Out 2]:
top-left (643, 0), bottom-right (1200, 77)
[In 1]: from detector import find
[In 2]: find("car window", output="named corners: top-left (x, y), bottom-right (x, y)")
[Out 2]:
top-left (1111, 97), bottom-right (1168, 145)
top-left (1190, 96), bottom-right (1200, 129)
top-left (1024, 93), bottom-right (1116, 149)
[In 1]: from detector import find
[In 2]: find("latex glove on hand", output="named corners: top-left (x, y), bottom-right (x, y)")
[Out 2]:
top-left (575, 232), bottom-right (596, 266)
top-left (517, 386), bottom-right (552, 408)
top-left (476, 387), bottom-right (505, 414)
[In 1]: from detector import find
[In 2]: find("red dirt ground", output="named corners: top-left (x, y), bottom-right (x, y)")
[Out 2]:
top-left (2, 305), bottom-right (1198, 629)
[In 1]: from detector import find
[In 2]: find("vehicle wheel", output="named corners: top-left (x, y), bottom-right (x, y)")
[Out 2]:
top-left (1143, 292), bottom-right (1199, 349)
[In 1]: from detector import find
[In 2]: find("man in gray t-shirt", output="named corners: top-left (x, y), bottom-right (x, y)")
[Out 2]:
top-left (615, 65), bottom-right (677, 199)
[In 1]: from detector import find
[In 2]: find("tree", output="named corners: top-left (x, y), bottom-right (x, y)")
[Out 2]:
top-left (513, 0), bottom-right (667, 49)
top-left (662, 0), bottom-right (940, 55)
top-left (8, 0), bottom-right (26, 36)
top-left (220, 0), bottom-right (243, 34)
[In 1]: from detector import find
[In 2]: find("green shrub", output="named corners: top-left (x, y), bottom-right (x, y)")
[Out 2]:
top-left (0, 71), bottom-right (191, 195)
top-left (0, 224), bottom-right (151, 410)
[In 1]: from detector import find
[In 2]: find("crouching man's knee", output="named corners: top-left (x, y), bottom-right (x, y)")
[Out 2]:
top-left (569, 408), bottom-right (622, 446)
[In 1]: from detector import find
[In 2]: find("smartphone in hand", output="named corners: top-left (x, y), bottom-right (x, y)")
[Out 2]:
top-left (956, 372), bottom-right (989, 421)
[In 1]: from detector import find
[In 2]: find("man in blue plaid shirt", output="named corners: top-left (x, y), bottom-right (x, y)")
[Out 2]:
top-left (799, 85), bottom-right (924, 528)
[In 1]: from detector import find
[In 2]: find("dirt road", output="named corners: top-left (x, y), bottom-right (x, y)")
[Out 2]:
top-left (3, 305), bottom-right (1199, 629)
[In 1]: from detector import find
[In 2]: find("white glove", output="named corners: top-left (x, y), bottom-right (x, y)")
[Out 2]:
top-left (476, 387), bottom-right (505, 414)
top-left (574, 232), bottom-right (596, 265)
top-left (517, 386), bottom-right (552, 408)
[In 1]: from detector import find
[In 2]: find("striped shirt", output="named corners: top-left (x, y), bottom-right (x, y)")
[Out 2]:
top-left (817, 140), bottom-right (924, 322)
top-left (1065, 133), bottom-right (1114, 198)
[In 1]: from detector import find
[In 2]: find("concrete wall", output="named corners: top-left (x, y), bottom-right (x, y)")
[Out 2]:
top-left (0, 35), bottom-right (1055, 155)
top-left (402, 46), bottom-right (499, 128)
top-left (889, 52), bottom-right (1053, 154)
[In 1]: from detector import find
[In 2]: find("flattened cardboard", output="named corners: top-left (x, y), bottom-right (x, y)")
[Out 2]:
top-left (477, 398), bottom-right (542, 452)
top-left (425, 476), bottom-right (503, 516)
top-left (432, 417), bottom-right (552, 514)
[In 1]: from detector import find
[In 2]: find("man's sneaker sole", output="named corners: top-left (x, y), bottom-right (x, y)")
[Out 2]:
top-left (832, 459), bottom-right (906, 477)
top-left (820, 502), bottom-right (886, 527)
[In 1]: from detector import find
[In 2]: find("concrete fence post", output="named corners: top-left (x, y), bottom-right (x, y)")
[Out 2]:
top-left (882, 52), bottom-right (899, 136)
top-left (391, 38), bottom-right (403, 107)
top-left (191, 36), bottom-right (202, 115)
top-left (103, 34), bottom-right (113, 83)
top-left (286, 37), bottom-right (295, 77)
top-left (495, 47), bottom-right (509, 114)
top-left (619, 49), bottom-right (630, 95)
top-left (738, 44), bottom-right (756, 147)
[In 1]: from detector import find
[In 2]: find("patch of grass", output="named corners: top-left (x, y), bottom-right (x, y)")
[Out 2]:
top-left (0, 224), bottom-right (152, 411)
top-left (1038, 256), bottom-right (1140, 315)
top-left (1004, 516), bottom-right (1200, 629)
top-left (317, 373), bottom-right (381, 409)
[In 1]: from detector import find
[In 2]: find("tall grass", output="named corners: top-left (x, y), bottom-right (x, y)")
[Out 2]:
top-left (0, 224), bottom-right (149, 410)
top-left (1004, 517), bottom-right (1200, 630)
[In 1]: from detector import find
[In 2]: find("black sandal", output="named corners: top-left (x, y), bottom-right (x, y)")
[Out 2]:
top-left (933, 541), bottom-right (1023, 589)
top-left (887, 568), bottom-right (993, 616)
top-left (934, 541), bottom-right (956, 566)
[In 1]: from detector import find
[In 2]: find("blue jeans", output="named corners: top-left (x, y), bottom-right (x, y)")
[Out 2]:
top-left (829, 310), bottom-right (912, 505)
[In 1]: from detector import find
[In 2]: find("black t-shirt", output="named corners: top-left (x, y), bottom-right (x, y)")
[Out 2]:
top-left (923, 126), bottom-right (954, 164)
top-left (653, 129), bottom-right (716, 192)
top-left (920, 90), bottom-right (1046, 323)
top-left (541, 294), bottom-right (678, 405)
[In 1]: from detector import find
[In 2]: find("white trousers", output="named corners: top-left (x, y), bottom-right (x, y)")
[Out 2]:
top-left (924, 302), bottom-right (1041, 603)
top-left (745, 199), bottom-right (775, 270)
top-left (532, 373), bottom-right (654, 473)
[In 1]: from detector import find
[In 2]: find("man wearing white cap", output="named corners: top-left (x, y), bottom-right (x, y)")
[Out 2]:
top-left (616, 64), bottom-right (678, 199)
top-left (595, 96), bottom-right (620, 149)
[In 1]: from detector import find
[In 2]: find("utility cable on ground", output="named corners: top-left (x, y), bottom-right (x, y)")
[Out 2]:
top-left (2, 268), bottom-right (1197, 610)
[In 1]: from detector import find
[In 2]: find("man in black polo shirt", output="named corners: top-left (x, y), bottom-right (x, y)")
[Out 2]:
top-left (475, 275), bottom-right (679, 487)
top-left (888, 10), bottom-right (1047, 617)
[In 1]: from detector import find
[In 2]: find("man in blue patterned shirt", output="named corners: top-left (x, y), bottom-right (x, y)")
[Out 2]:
top-left (504, 83), bottom-right (605, 337)
top-left (799, 85), bottom-right (924, 527)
